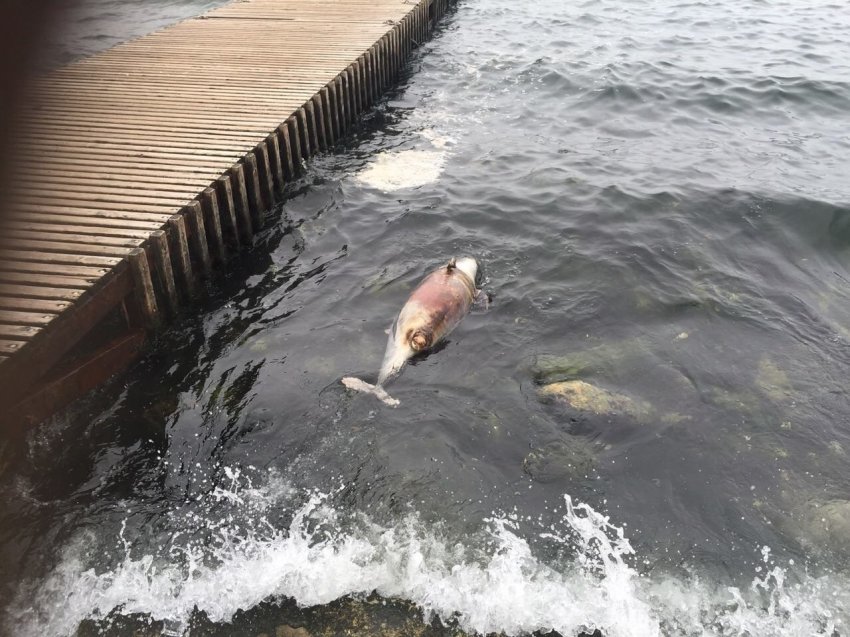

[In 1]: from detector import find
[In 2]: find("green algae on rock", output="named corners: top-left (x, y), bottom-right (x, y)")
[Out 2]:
top-left (530, 338), bottom-right (651, 385)
top-left (539, 380), bottom-right (652, 420)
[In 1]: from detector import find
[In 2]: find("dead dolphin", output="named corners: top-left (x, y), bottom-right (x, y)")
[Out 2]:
top-left (343, 257), bottom-right (480, 405)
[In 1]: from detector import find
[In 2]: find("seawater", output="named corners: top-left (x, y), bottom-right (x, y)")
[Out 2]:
top-left (14, 469), bottom-right (848, 637)
top-left (2, 0), bottom-right (850, 635)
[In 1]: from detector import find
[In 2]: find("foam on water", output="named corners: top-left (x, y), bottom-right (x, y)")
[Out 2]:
top-left (354, 126), bottom-right (453, 192)
top-left (355, 149), bottom-right (447, 191)
top-left (7, 469), bottom-right (848, 637)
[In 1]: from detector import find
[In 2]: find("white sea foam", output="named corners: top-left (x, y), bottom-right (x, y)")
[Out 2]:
top-left (356, 149), bottom-right (447, 191)
top-left (7, 470), bottom-right (849, 637)
top-left (355, 117), bottom-right (455, 192)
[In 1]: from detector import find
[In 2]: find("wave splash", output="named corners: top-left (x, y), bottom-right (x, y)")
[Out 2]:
top-left (8, 469), bottom-right (848, 637)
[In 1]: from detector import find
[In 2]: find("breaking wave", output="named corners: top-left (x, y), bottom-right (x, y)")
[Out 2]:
top-left (7, 468), bottom-right (848, 637)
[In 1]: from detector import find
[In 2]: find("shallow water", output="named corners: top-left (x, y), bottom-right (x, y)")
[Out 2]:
top-left (3, 0), bottom-right (850, 635)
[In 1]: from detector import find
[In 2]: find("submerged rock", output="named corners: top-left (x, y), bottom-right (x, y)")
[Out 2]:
top-left (528, 338), bottom-right (696, 425)
top-left (530, 338), bottom-right (650, 385)
top-left (764, 494), bottom-right (850, 562)
top-left (799, 499), bottom-right (850, 556)
top-left (523, 439), bottom-right (596, 483)
top-left (755, 355), bottom-right (794, 403)
top-left (539, 380), bottom-right (651, 420)
top-left (276, 626), bottom-right (311, 637)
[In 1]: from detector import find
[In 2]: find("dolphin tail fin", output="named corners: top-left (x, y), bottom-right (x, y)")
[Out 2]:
top-left (341, 377), bottom-right (400, 407)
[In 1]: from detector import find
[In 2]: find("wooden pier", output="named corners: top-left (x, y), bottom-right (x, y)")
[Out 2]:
top-left (0, 0), bottom-right (450, 427)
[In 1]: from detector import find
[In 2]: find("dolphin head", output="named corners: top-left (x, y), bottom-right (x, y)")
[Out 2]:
top-left (453, 257), bottom-right (478, 285)
top-left (377, 320), bottom-right (415, 386)
top-left (376, 257), bottom-right (480, 386)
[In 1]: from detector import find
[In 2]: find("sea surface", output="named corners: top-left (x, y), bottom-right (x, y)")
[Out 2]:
top-left (2, 0), bottom-right (850, 635)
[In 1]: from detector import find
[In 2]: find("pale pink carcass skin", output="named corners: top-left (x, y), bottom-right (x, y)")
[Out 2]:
top-left (377, 256), bottom-right (479, 385)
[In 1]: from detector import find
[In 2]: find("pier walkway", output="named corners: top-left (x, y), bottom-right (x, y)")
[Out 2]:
top-left (0, 0), bottom-right (448, 426)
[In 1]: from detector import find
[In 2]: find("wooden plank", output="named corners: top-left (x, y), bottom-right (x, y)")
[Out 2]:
top-left (342, 67), bottom-right (353, 128)
top-left (266, 132), bottom-right (285, 192)
top-left (128, 248), bottom-right (159, 327)
top-left (23, 138), bottom-right (258, 161)
top-left (334, 75), bottom-right (347, 131)
top-left (256, 142), bottom-right (275, 207)
top-left (26, 102), bottom-right (306, 123)
top-left (0, 238), bottom-right (135, 259)
top-left (11, 164), bottom-right (220, 187)
top-left (4, 212), bottom-right (170, 229)
top-left (278, 122), bottom-right (296, 180)
top-left (352, 60), bottom-right (363, 116)
top-left (0, 297), bottom-right (72, 313)
top-left (297, 106), bottom-right (312, 161)
top-left (14, 179), bottom-right (203, 198)
top-left (215, 175), bottom-right (245, 245)
top-left (167, 215), bottom-right (195, 296)
top-left (11, 201), bottom-right (176, 218)
top-left (185, 201), bottom-right (212, 275)
top-left (19, 119), bottom-right (273, 138)
top-left (0, 325), bottom-right (40, 340)
top-left (0, 264), bottom-right (133, 404)
top-left (287, 116), bottom-right (303, 172)
top-left (3, 229), bottom-right (145, 248)
top-left (243, 153), bottom-right (265, 220)
top-left (23, 133), bottom-right (262, 154)
top-left (0, 0), bottom-right (443, 423)
top-left (309, 94), bottom-right (324, 151)
top-left (0, 341), bottom-right (25, 355)
top-left (14, 144), bottom-right (244, 164)
top-left (14, 148), bottom-right (235, 170)
top-left (0, 261), bottom-right (110, 278)
top-left (31, 79), bottom-right (299, 99)
top-left (0, 250), bottom-right (120, 268)
top-left (320, 86), bottom-right (336, 146)
top-left (53, 57), bottom-right (366, 72)
top-left (3, 221), bottom-right (155, 240)
top-left (0, 284), bottom-right (85, 302)
top-left (345, 62), bottom-right (358, 119)
top-left (12, 180), bottom-right (201, 203)
top-left (230, 163), bottom-right (254, 236)
top-left (0, 310), bottom-right (58, 327)
top-left (363, 49), bottom-right (374, 107)
top-left (33, 80), bottom-right (334, 100)
top-left (0, 330), bottom-right (146, 431)
top-left (305, 99), bottom-right (321, 154)
top-left (0, 272), bottom-right (97, 289)
top-left (201, 188), bottom-right (227, 262)
top-left (22, 111), bottom-right (270, 131)
top-left (356, 52), bottom-right (367, 112)
top-left (149, 230), bottom-right (179, 314)
top-left (19, 110), bottom-right (285, 130)
top-left (75, 46), bottom-right (387, 59)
